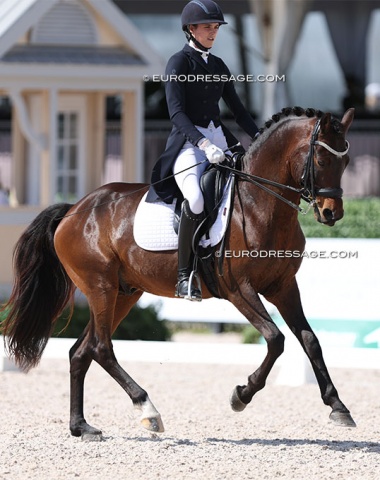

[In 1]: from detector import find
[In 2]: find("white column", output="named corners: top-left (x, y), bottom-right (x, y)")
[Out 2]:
top-left (40, 88), bottom-right (58, 206)
top-left (121, 86), bottom-right (143, 183)
top-left (49, 87), bottom-right (58, 205)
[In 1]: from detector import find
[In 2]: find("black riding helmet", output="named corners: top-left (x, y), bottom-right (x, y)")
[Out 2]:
top-left (181, 0), bottom-right (228, 50)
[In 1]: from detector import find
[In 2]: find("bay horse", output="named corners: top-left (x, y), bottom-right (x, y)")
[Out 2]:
top-left (1, 106), bottom-right (356, 440)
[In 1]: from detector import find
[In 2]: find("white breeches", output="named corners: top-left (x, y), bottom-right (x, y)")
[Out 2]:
top-left (173, 122), bottom-right (228, 215)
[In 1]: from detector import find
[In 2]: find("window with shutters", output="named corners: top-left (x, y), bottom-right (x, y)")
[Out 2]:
top-left (56, 111), bottom-right (80, 202)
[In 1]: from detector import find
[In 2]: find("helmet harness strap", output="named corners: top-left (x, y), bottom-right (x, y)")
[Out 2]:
top-left (184, 26), bottom-right (210, 52)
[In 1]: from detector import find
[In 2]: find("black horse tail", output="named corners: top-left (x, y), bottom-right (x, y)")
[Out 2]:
top-left (0, 203), bottom-right (75, 371)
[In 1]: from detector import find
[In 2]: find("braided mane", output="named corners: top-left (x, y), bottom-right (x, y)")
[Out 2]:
top-left (246, 106), bottom-right (342, 157)
top-left (261, 106), bottom-right (322, 131)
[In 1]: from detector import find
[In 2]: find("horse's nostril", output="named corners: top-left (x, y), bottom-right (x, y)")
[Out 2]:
top-left (322, 208), bottom-right (334, 221)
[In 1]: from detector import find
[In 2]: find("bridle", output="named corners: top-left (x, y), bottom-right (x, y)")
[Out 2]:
top-left (221, 117), bottom-right (350, 215)
top-left (300, 118), bottom-right (349, 204)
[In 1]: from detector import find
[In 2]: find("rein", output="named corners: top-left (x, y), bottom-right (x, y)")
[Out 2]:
top-left (219, 162), bottom-right (306, 213)
top-left (220, 118), bottom-right (350, 215)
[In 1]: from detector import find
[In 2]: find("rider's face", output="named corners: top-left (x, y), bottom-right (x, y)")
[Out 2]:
top-left (190, 23), bottom-right (220, 49)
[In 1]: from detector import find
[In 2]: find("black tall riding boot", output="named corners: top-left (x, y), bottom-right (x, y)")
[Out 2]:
top-left (175, 200), bottom-right (203, 301)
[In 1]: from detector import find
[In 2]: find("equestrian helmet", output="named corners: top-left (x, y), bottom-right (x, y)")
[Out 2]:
top-left (181, 0), bottom-right (228, 30)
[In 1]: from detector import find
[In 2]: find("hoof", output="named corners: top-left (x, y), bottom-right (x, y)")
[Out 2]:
top-left (81, 432), bottom-right (104, 442)
top-left (141, 414), bottom-right (165, 433)
top-left (230, 386), bottom-right (247, 412)
top-left (71, 421), bottom-right (102, 439)
top-left (329, 410), bottom-right (356, 427)
top-left (136, 397), bottom-right (165, 433)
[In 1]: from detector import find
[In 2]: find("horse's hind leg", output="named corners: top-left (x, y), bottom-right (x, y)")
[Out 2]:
top-left (98, 293), bottom-right (164, 434)
top-left (270, 279), bottom-right (356, 427)
top-left (69, 323), bottom-right (100, 438)
top-left (69, 290), bottom-right (164, 439)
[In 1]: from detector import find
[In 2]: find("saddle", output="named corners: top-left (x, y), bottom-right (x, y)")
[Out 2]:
top-left (199, 155), bottom-right (242, 240)
top-left (200, 164), bottom-right (229, 230)
top-left (133, 155), bottom-right (241, 298)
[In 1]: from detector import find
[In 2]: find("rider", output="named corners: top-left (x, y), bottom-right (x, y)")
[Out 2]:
top-left (146, 0), bottom-right (259, 301)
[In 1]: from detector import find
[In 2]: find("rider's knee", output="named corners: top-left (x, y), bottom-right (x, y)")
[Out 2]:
top-left (187, 193), bottom-right (204, 215)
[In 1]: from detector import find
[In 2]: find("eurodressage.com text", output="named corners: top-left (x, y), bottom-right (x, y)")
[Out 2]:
top-left (215, 250), bottom-right (359, 259)
top-left (143, 74), bottom-right (286, 83)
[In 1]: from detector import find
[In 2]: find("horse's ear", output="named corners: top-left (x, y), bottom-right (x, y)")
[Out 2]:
top-left (319, 112), bottom-right (331, 133)
top-left (341, 108), bottom-right (355, 134)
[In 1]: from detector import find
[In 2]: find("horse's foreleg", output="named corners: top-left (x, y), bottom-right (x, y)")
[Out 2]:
top-left (228, 286), bottom-right (285, 411)
top-left (270, 280), bottom-right (356, 427)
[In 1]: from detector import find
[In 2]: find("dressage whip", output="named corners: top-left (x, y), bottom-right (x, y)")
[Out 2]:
top-left (59, 143), bottom-right (242, 219)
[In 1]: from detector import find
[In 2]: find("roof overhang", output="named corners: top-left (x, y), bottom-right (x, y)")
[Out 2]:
top-left (0, 62), bottom-right (159, 91)
top-left (0, 0), bottom-right (165, 73)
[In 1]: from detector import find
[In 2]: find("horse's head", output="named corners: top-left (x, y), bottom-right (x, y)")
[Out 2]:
top-left (303, 108), bottom-right (354, 226)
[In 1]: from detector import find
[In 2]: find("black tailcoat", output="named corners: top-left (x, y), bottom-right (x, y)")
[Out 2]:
top-left (146, 44), bottom-right (258, 204)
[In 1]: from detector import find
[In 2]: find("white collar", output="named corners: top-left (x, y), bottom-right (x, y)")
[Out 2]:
top-left (189, 40), bottom-right (210, 62)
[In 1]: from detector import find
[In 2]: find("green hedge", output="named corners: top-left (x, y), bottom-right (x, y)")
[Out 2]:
top-left (53, 302), bottom-right (171, 341)
top-left (298, 197), bottom-right (380, 238)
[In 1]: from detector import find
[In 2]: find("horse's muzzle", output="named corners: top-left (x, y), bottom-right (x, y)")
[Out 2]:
top-left (315, 202), bottom-right (344, 226)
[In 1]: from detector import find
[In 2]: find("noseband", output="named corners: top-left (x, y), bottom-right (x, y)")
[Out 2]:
top-left (301, 118), bottom-right (350, 203)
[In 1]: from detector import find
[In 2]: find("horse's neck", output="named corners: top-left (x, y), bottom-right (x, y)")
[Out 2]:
top-left (239, 119), bottom-right (307, 232)
top-left (245, 118), bottom-right (309, 183)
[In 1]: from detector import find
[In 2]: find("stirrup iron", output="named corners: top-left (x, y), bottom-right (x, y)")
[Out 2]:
top-left (185, 270), bottom-right (202, 302)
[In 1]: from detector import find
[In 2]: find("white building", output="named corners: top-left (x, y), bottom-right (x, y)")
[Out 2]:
top-left (0, 0), bottom-right (164, 291)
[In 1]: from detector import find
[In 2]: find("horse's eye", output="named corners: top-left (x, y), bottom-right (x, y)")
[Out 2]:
top-left (317, 159), bottom-right (325, 167)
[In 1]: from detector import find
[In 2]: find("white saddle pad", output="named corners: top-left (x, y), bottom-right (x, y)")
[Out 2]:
top-left (134, 179), bottom-right (233, 251)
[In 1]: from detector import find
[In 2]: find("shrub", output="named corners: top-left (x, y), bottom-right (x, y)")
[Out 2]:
top-left (298, 197), bottom-right (380, 238)
top-left (242, 325), bottom-right (262, 344)
top-left (53, 302), bottom-right (171, 341)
